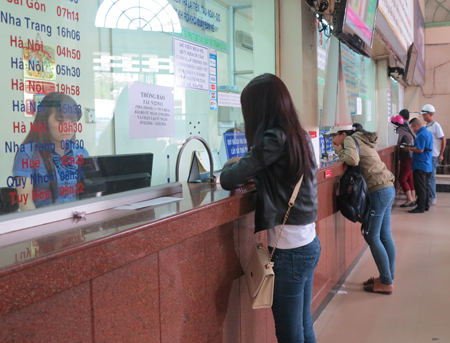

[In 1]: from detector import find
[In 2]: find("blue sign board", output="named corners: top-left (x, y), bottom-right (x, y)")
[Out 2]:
top-left (319, 130), bottom-right (333, 156)
top-left (209, 49), bottom-right (218, 110)
top-left (223, 132), bottom-right (248, 158)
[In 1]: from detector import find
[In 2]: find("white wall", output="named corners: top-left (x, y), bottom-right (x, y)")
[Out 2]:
top-left (279, 0), bottom-right (320, 163)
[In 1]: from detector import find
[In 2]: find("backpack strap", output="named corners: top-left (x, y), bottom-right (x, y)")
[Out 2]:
top-left (405, 125), bottom-right (416, 140)
top-left (350, 136), bottom-right (361, 167)
top-left (350, 136), bottom-right (360, 155)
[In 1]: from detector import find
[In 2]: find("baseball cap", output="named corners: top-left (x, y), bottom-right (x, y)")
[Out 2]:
top-left (324, 125), bottom-right (354, 136)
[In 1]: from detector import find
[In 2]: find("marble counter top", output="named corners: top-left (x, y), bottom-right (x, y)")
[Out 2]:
top-left (0, 145), bottom-right (396, 275)
top-left (0, 182), bottom-right (257, 273)
top-left (0, 145), bottom-right (397, 342)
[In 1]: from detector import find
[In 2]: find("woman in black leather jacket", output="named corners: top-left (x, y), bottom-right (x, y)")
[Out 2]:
top-left (220, 74), bottom-right (320, 343)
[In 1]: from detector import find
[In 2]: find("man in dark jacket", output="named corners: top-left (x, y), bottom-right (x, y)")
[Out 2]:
top-left (399, 109), bottom-right (410, 125)
top-left (402, 118), bottom-right (433, 213)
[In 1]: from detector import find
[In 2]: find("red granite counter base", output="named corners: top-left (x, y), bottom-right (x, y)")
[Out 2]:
top-left (0, 146), bottom-right (396, 343)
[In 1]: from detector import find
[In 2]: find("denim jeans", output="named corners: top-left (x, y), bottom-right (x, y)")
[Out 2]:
top-left (428, 156), bottom-right (439, 203)
top-left (269, 236), bottom-right (321, 343)
top-left (364, 186), bottom-right (396, 285)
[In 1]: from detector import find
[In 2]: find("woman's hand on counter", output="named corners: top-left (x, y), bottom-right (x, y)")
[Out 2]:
top-left (224, 156), bottom-right (241, 166)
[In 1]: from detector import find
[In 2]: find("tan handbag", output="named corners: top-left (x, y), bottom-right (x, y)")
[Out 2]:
top-left (244, 175), bottom-right (304, 309)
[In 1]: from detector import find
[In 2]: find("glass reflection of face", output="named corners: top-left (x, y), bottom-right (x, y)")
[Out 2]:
top-left (331, 132), bottom-right (346, 146)
top-left (48, 109), bottom-right (76, 144)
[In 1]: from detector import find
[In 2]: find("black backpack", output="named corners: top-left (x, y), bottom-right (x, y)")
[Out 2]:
top-left (337, 136), bottom-right (373, 234)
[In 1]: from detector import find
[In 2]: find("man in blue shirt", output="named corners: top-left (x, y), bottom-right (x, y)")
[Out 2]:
top-left (402, 118), bottom-right (433, 213)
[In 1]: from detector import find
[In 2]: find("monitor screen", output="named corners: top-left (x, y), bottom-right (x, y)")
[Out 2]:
top-left (345, 0), bottom-right (379, 48)
top-left (403, 43), bottom-right (418, 85)
top-left (80, 153), bottom-right (153, 198)
top-left (332, 0), bottom-right (379, 57)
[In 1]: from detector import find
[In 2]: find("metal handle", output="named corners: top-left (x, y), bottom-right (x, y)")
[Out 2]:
top-left (175, 136), bottom-right (216, 183)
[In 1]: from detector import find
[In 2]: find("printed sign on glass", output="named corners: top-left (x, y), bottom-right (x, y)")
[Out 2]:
top-left (173, 38), bottom-right (209, 91)
top-left (128, 83), bottom-right (175, 139)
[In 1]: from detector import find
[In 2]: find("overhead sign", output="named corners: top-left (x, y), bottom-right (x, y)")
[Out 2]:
top-left (414, 0), bottom-right (425, 84)
top-left (377, 0), bottom-right (414, 63)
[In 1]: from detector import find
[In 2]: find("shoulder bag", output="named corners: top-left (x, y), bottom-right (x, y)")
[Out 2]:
top-left (244, 175), bottom-right (303, 309)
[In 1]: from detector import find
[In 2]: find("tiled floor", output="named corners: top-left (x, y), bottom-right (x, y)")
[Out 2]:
top-left (314, 192), bottom-right (450, 343)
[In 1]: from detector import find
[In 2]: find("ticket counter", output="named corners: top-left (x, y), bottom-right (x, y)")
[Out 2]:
top-left (0, 146), bottom-right (396, 342)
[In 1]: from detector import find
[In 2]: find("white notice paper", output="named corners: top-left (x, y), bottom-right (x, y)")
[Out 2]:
top-left (366, 99), bottom-right (372, 122)
top-left (196, 148), bottom-right (223, 172)
top-left (218, 92), bottom-right (241, 107)
top-left (317, 47), bottom-right (327, 71)
top-left (129, 83), bottom-right (175, 139)
top-left (174, 38), bottom-right (209, 91)
top-left (356, 97), bottom-right (362, 115)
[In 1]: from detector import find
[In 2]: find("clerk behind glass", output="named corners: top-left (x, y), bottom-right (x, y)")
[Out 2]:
top-left (12, 92), bottom-right (88, 211)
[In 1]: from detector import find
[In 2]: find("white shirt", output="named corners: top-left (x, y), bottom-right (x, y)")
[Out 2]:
top-left (267, 222), bottom-right (316, 249)
top-left (426, 121), bottom-right (445, 157)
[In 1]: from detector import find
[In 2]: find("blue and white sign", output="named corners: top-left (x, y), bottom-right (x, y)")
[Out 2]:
top-left (224, 132), bottom-right (247, 158)
top-left (218, 85), bottom-right (239, 91)
top-left (319, 130), bottom-right (333, 157)
top-left (219, 132), bottom-right (248, 165)
top-left (209, 49), bottom-right (218, 110)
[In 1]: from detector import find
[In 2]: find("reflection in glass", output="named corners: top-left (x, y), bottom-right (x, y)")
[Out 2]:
top-left (12, 93), bottom-right (88, 211)
top-left (0, 0), bottom-right (276, 226)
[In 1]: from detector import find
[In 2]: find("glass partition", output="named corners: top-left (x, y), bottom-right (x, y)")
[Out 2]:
top-left (388, 77), bottom-right (401, 146)
top-left (317, 29), bottom-right (377, 158)
top-left (0, 0), bottom-right (276, 220)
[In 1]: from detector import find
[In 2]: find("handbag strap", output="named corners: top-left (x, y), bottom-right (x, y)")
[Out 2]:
top-left (263, 174), bottom-right (304, 263)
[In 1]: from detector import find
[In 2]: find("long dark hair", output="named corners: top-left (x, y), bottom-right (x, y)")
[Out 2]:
top-left (240, 73), bottom-right (315, 182)
top-left (19, 92), bottom-right (81, 203)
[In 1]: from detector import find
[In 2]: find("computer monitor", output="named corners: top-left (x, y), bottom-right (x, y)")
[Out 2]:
top-left (403, 43), bottom-right (418, 85)
top-left (332, 0), bottom-right (379, 57)
top-left (80, 153), bottom-right (153, 199)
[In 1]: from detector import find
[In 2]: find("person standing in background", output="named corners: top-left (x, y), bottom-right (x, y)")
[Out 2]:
top-left (402, 118), bottom-right (433, 213)
top-left (421, 104), bottom-right (446, 206)
top-left (392, 114), bottom-right (416, 207)
top-left (399, 109), bottom-right (410, 125)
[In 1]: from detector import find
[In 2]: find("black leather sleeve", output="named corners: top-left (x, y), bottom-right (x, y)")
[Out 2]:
top-left (220, 130), bottom-right (286, 190)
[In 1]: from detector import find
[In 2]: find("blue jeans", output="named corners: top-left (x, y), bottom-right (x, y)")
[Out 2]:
top-left (428, 156), bottom-right (439, 203)
top-left (269, 236), bottom-right (321, 343)
top-left (364, 186), bottom-right (396, 285)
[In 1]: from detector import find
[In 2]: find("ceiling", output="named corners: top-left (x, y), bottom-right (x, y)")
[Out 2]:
top-left (425, 0), bottom-right (450, 23)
